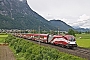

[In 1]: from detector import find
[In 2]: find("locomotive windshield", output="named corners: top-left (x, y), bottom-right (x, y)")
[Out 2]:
top-left (69, 37), bottom-right (75, 41)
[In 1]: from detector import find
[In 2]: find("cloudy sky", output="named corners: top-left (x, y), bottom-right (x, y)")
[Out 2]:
top-left (27, 0), bottom-right (90, 28)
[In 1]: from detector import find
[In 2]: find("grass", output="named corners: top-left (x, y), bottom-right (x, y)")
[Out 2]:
top-left (0, 34), bottom-right (8, 43)
top-left (76, 34), bottom-right (90, 48)
top-left (76, 39), bottom-right (90, 48)
top-left (76, 34), bottom-right (90, 39)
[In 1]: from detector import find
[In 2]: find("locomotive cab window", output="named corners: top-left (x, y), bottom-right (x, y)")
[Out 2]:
top-left (69, 37), bottom-right (75, 41)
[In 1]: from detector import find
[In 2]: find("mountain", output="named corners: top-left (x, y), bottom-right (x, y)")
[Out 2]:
top-left (72, 26), bottom-right (90, 32)
top-left (74, 28), bottom-right (90, 32)
top-left (0, 0), bottom-right (74, 31)
top-left (0, 0), bottom-right (56, 30)
top-left (49, 20), bottom-right (74, 31)
top-left (72, 26), bottom-right (80, 29)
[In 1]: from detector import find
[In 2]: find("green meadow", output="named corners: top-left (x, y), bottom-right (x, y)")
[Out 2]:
top-left (76, 34), bottom-right (90, 48)
top-left (0, 33), bottom-right (8, 43)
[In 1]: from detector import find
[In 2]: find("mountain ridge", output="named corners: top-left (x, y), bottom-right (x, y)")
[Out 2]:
top-left (0, 0), bottom-right (74, 31)
top-left (49, 20), bottom-right (74, 31)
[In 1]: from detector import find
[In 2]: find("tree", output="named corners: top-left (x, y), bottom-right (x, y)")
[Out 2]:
top-left (68, 29), bottom-right (76, 37)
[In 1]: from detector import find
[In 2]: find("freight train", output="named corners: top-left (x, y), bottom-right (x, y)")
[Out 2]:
top-left (14, 33), bottom-right (77, 49)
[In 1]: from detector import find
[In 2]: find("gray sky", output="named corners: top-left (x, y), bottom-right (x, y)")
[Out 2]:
top-left (27, 0), bottom-right (90, 28)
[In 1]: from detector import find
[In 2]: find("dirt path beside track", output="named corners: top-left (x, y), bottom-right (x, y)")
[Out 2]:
top-left (0, 45), bottom-right (16, 60)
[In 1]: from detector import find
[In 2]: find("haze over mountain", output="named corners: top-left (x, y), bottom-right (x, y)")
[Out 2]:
top-left (0, 0), bottom-right (74, 31)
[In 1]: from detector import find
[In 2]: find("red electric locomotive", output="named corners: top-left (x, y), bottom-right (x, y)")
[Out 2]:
top-left (15, 33), bottom-right (77, 48)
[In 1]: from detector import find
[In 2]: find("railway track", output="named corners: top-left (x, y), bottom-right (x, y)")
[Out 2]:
top-left (27, 39), bottom-right (90, 60)
top-left (73, 47), bottom-right (90, 59)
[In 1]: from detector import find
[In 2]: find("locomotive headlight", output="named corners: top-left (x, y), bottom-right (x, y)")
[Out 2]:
top-left (75, 41), bottom-right (76, 43)
top-left (68, 41), bottom-right (70, 44)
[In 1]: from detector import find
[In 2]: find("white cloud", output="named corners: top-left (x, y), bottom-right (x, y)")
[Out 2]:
top-left (71, 14), bottom-right (90, 28)
top-left (19, 0), bottom-right (23, 2)
top-left (27, 0), bottom-right (90, 28)
top-left (80, 19), bottom-right (90, 28)
top-left (77, 14), bottom-right (90, 21)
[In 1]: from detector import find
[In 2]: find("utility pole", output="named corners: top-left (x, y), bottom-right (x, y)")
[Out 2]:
top-left (38, 26), bottom-right (40, 41)
top-left (38, 26), bottom-right (43, 59)
top-left (38, 26), bottom-right (41, 47)
top-left (38, 26), bottom-right (40, 34)
top-left (58, 27), bottom-right (60, 35)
